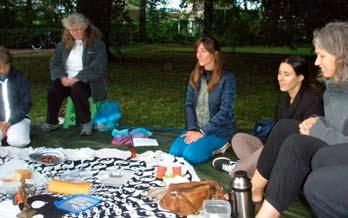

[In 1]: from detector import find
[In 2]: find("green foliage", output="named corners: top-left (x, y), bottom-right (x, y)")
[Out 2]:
top-left (3, 0), bottom-right (348, 47)
top-left (0, 27), bottom-right (61, 48)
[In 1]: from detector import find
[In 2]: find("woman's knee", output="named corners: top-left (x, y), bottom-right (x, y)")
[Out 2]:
top-left (281, 134), bottom-right (303, 149)
top-left (275, 135), bottom-right (307, 164)
top-left (181, 141), bottom-right (210, 164)
top-left (71, 82), bottom-right (90, 97)
top-left (231, 133), bottom-right (248, 146)
top-left (274, 119), bottom-right (293, 128)
top-left (183, 149), bottom-right (208, 164)
top-left (280, 134), bottom-right (321, 167)
top-left (169, 136), bottom-right (185, 157)
top-left (232, 133), bottom-right (256, 149)
top-left (303, 169), bottom-right (323, 201)
top-left (270, 119), bottom-right (299, 135)
top-left (311, 147), bottom-right (328, 169)
top-left (7, 135), bottom-right (30, 147)
top-left (232, 133), bottom-right (262, 158)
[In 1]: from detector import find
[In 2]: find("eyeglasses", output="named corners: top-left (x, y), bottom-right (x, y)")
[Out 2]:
top-left (69, 28), bottom-right (84, 33)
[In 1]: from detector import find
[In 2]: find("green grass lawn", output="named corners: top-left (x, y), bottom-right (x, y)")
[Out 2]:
top-left (124, 43), bottom-right (314, 56)
top-left (12, 44), bottom-right (316, 129)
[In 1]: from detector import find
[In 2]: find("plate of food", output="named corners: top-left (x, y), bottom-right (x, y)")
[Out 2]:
top-left (29, 149), bottom-right (65, 165)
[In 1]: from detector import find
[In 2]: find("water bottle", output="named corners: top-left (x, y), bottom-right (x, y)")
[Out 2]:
top-left (230, 170), bottom-right (254, 218)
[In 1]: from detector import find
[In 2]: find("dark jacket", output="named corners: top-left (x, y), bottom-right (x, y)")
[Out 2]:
top-left (310, 80), bottom-right (348, 144)
top-left (50, 37), bottom-right (107, 103)
top-left (185, 70), bottom-right (236, 138)
top-left (277, 86), bottom-right (324, 121)
top-left (0, 67), bottom-right (31, 124)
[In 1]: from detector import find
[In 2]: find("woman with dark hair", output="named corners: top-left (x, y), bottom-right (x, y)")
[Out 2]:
top-left (169, 36), bottom-right (236, 164)
top-left (40, 13), bottom-right (107, 136)
top-left (212, 56), bottom-right (323, 177)
top-left (252, 22), bottom-right (348, 218)
top-left (0, 46), bottom-right (31, 147)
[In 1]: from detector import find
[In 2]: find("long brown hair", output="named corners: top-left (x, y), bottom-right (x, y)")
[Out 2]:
top-left (190, 36), bottom-right (223, 92)
top-left (61, 13), bottom-right (102, 49)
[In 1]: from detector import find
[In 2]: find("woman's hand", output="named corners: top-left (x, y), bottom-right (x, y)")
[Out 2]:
top-left (185, 131), bottom-right (204, 144)
top-left (299, 117), bottom-right (319, 135)
top-left (68, 77), bottom-right (80, 86)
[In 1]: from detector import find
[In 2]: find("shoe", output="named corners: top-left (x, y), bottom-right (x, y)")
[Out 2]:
top-left (40, 123), bottom-right (60, 132)
top-left (212, 157), bottom-right (236, 173)
top-left (212, 143), bottom-right (231, 155)
top-left (80, 122), bottom-right (92, 136)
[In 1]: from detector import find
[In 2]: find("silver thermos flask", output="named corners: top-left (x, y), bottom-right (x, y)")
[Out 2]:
top-left (230, 170), bottom-right (254, 218)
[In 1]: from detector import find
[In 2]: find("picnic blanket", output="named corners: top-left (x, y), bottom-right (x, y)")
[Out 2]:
top-left (1, 126), bottom-right (313, 218)
top-left (0, 147), bottom-right (199, 218)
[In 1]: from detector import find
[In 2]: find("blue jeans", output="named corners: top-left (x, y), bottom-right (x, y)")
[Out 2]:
top-left (169, 131), bottom-right (229, 164)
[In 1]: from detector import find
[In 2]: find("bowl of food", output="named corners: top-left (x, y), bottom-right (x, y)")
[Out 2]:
top-left (29, 149), bottom-right (65, 165)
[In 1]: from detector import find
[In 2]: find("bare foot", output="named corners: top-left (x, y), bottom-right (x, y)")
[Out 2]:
top-left (223, 193), bottom-right (230, 200)
top-left (252, 188), bottom-right (264, 202)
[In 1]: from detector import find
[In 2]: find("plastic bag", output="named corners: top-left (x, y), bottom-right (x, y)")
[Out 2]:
top-left (92, 100), bottom-right (121, 131)
top-left (250, 119), bottom-right (276, 143)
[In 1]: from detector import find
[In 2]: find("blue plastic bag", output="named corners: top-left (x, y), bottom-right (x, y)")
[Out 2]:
top-left (92, 100), bottom-right (121, 131)
top-left (250, 119), bottom-right (276, 143)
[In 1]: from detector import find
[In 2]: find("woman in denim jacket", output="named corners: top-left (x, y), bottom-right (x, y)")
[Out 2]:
top-left (169, 36), bottom-right (236, 164)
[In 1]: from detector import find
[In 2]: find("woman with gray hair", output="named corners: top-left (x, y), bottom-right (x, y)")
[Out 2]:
top-left (252, 21), bottom-right (348, 218)
top-left (41, 13), bottom-right (107, 136)
top-left (0, 46), bottom-right (31, 147)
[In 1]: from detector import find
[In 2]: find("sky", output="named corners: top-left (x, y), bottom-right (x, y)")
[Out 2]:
top-left (164, 0), bottom-right (261, 10)
top-left (165, 0), bottom-right (182, 9)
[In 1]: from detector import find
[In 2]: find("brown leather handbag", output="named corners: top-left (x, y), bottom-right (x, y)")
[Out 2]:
top-left (159, 180), bottom-right (225, 216)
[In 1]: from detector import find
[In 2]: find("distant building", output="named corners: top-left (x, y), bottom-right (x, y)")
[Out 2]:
top-left (125, 0), bottom-right (139, 20)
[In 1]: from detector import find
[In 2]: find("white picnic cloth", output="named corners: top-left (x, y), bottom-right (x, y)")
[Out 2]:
top-left (0, 146), bottom-right (131, 160)
top-left (135, 150), bottom-right (200, 182)
top-left (0, 200), bottom-right (21, 218)
top-left (0, 147), bottom-right (200, 182)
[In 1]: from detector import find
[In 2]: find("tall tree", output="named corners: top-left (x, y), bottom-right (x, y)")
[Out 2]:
top-left (77, 0), bottom-right (126, 61)
top-left (24, 0), bottom-right (33, 26)
top-left (0, 0), bottom-right (16, 28)
top-left (261, 0), bottom-right (348, 45)
top-left (139, 0), bottom-right (147, 41)
top-left (203, 0), bottom-right (214, 35)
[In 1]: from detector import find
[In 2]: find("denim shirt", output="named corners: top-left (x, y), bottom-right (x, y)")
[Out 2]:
top-left (185, 70), bottom-right (236, 138)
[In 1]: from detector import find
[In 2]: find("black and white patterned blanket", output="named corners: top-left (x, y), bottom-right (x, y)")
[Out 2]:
top-left (0, 155), bottom-right (193, 218)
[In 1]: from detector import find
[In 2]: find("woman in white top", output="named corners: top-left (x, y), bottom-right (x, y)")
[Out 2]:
top-left (41, 13), bottom-right (107, 136)
top-left (0, 46), bottom-right (31, 147)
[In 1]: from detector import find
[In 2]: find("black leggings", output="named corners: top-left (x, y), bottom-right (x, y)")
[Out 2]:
top-left (257, 119), bottom-right (300, 178)
top-left (46, 79), bottom-right (91, 124)
top-left (256, 119), bottom-right (328, 212)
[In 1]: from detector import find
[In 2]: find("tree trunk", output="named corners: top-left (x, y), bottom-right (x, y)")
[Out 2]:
top-left (203, 0), bottom-right (214, 35)
top-left (77, 0), bottom-right (121, 61)
top-left (139, 0), bottom-right (147, 42)
top-left (25, 0), bottom-right (33, 26)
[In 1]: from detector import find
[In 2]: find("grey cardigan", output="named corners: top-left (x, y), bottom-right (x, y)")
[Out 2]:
top-left (50, 37), bottom-right (107, 102)
top-left (310, 80), bottom-right (348, 145)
